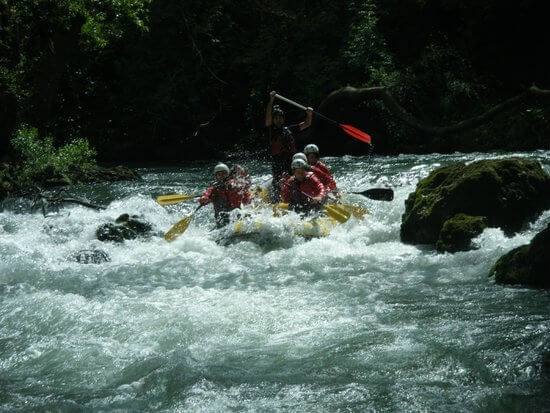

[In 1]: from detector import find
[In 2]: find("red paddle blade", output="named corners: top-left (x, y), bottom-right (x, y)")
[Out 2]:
top-left (339, 124), bottom-right (371, 144)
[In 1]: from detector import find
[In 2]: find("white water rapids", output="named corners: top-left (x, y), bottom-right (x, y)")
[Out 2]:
top-left (1, 151), bottom-right (549, 412)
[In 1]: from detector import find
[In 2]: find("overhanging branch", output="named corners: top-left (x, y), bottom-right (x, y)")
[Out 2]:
top-left (354, 85), bottom-right (550, 136)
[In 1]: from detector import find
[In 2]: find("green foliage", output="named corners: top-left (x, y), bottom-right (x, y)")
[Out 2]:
top-left (1, 0), bottom-right (548, 159)
top-left (11, 125), bottom-right (97, 180)
top-left (343, 0), bottom-right (397, 86)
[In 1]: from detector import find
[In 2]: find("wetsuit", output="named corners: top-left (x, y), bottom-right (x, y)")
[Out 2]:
top-left (280, 172), bottom-right (327, 214)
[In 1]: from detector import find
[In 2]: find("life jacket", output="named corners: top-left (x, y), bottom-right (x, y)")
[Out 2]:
top-left (268, 126), bottom-right (296, 157)
top-left (312, 160), bottom-right (331, 175)
top-left (200, 178), bottom-right (251, 217)
top-left (280, 172), bottom-right (327, 206)
top-left (310, 165), bottom-right (337, 191)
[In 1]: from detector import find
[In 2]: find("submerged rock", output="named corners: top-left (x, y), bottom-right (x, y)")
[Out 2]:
top-left (70, 249), bottom-right (110, 264)
top-left (489, 223), bottom-right (550, 287)
top-left (96, 214), bottom-right (154, 243)
top-left (436, 214), bottom-right (487, 253)
top-left (401, 158), bottom-right (550, 251)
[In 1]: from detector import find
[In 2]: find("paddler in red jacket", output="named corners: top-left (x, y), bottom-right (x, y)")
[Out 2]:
top-left (200, 163), bottom-right (251, 227)
top-left (281, 158), bottom-right (327, 214)
top-left (292, 152), bottom-right (337, 193)
top-left (303, 143), bottom-right (339, 197)
top-left (304, 144), bottom-right (333, 176)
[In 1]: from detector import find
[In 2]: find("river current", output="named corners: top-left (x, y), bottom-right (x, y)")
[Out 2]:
top-left (1, 151), bottom-right (550, 412)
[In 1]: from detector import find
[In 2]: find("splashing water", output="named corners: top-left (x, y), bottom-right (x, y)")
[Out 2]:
top-left (1, 151), bottom-right (550, 412)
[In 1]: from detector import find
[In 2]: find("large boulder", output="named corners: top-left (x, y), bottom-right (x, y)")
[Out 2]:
top-left (489, 223), bottom-right (550, 287)
top-left (401, 158), bottom-right (550, 249)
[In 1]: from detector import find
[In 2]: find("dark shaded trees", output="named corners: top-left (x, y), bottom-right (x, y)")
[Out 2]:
top-left (1, 0), bottom-right (549, 161)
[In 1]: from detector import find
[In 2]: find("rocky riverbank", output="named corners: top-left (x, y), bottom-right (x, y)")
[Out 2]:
top-left (0, 162), bottom-right (140, 202)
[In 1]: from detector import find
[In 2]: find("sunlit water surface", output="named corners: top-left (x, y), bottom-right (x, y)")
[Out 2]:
top-left (1, 151), bottom-right (550, 412)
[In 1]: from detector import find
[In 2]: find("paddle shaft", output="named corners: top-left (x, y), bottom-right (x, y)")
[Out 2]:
top-left (274, 94), bottom-right (338, 126)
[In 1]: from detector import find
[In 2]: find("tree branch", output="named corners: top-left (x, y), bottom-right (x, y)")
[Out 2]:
top-left (352, 85), bottom-right (550, 136)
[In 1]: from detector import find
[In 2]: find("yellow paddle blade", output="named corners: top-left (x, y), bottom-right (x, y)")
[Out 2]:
top-left (157, 194), bottom-right (198, 205)
top-left (339, 204), bottom-right (369, 219)
top-left (164, 214), bottom-right (194, 242)
top-left (272, 202), bottom-right (289, 216)
top-left (324, 205), bottom-right (350, 223)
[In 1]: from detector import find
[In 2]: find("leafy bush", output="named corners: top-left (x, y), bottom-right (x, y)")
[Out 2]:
top-left (11, 125), bottom-right (97, 181)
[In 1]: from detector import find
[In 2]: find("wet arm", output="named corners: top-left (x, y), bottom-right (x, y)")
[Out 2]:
top-left (298, 107), bottom-right (313, 131)
top-left (199, 186), bottom-right (214, 205)
top-left (265, 91), bottom-right (276, 127)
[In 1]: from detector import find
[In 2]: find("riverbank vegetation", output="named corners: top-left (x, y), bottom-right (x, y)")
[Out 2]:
top-left (1, 0), bottom-right (549, 161)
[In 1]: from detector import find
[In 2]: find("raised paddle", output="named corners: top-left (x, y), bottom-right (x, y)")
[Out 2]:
top-left (164, 205), bottom-right (203, 242)
top-left (352, 188), bottom-right (394, 201)
top-left (157, 194), bottom-right (199, 205)
top-left (274, 94), bottom-right (371, 145)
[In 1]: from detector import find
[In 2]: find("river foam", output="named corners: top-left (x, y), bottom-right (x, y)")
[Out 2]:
top-left (1, 151), bottom-right (549, 412)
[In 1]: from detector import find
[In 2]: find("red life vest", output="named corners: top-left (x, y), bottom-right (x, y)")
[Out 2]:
top-left (313, 160), bottom-right (331, 175)
top-left (200, 178), bottom-right (251, 215)
top-left (281, 172), bottom-right (327, 205)
top-left (269, 126), bottom-right (296, 157)
top-left (310, 165), bottom-right (337, 191)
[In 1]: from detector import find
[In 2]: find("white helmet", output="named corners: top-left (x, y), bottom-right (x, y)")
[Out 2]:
top-left (304, 144), bottom-right (319, 154)
top-left (291, 158), bottom-right (307, 170)
top-left (213, 163), bottom-right (230, 174)
top-left (292, 152), bottom-right (307, 162)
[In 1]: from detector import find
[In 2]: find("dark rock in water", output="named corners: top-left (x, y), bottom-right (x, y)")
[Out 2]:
top-left (489, 223), bottom-right (550, 287)
top-left (71, 249), bottom-right (110, 264)
top-left (401, 158), bottom-right (550, 250)
top-left (96, 214), bottom-right (154, 243)
top-left (436, 214), bottom-right (488, 253)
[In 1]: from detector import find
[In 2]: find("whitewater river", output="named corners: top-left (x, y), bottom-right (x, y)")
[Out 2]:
top-left (1, 151), bottom-right (550, 412)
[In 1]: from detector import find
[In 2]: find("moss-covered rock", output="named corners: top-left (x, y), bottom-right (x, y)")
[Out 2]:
top-left (489, 223), bottom-right (550, 287)
top-left (401, 158), bottom-right (550, 248)
top-left (436, 213), bottom-right (488, 253)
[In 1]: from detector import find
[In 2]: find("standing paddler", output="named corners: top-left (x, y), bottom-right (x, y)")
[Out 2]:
top-left (265, 90), bottom-right (313, 200)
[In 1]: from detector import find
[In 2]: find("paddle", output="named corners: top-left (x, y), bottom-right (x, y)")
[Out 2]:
top-left (157, 194), bottom-right (199, 205)
top-left (281, 181), bottom-right (350, 223)
top-left (274, 94), bottom-right (371, 145)
top-left (164, 205), bottom-right (203, 242)
top-left (352, 188), bottom-right (394, 201)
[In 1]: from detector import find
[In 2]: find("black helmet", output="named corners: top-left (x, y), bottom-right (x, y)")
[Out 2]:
top-left (272, 105), bottom-right (285, 117)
